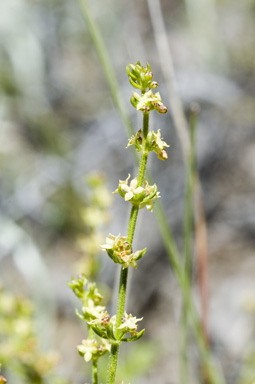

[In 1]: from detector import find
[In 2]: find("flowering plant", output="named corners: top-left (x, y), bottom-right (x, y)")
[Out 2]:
top-left (69, 62), bottom-right (168, 384)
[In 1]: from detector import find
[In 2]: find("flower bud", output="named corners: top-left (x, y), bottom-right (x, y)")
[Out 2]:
top-left (158, 105), bottom-right (168, 114)
top-left (150, 81), bottom-right (158, 89)
top-left (158, 150), bottom-right (168, 161)
top-left (144, 71), bottom-right (153, 81)
top-left (130, 96), bottom-right (136, 108)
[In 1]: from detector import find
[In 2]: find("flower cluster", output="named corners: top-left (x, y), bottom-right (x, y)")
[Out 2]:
top-left (127, 129), bottom-right (169, 160)
top-left (0, 287), bottom-right (63, 384)
top-left (68, 276), bottom-right (145, 347)
top-left (114, 174), bottom-right (159, 212)
top-left (126, 62), bottom-right (158, 94)
top-left (68, 275), bottom-right (112, 363)
top-left (130, 90), bottom-right (168, 114)
top-left (77, 338), bottom-right (110, 363)
top-left (89, 312), bottom-right (144, 343)
top-left (76, 173), bottom-right (112, 277)
top-left (68, 275), bottom-right (104, 322)
top-left (118, 312), bottom-right (143, 337)
top-left (126, 62), bottom-right (167, 113)
top-left (101, 234), bottom-right (146, 269)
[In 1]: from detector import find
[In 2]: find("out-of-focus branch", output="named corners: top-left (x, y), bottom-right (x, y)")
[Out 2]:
top-left (147, 0), bottom-right (209, 346)
top-left (147, 0), bottom-right (190, 162)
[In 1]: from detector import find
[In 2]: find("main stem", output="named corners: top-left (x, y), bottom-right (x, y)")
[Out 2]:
top-left (92, 360), bottom-right (98, 384)
top-left (106, 112), bottom-right (149, 384)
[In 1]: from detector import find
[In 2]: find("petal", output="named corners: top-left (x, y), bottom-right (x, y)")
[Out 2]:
top-left (121, 184), bottom-right (130, 192)
top-left (134, 187), bottom-right (144, 195)
top-left (125, 173), bottom-right (131, 183)
top-left (146, 202), bottom-right (153, 212)
top-left (125, 192), bottom-right (134, 201)
top-left (77, 345), bottom-right (86, 354)
top-left (84, 351), bottom-right (92, 362)
top-left (130, 178), bottom-right (138, 189)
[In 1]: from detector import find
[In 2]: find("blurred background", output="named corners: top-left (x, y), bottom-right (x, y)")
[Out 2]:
top-left (0, 0), bottom-right (255, 383)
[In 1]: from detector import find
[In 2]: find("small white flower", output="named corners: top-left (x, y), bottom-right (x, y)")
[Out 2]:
top-left (77, 338), bottom-right (111, 362)
top-left (115, 174), bottom-right (145, 201)
top-left (83, 298), bottom-right (106, 320)
top-left (118, 312), bottom-right (143, 333)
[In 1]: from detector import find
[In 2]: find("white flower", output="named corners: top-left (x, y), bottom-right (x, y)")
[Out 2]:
top-left (118, 312), bottom-right (143, 333)
top-left (101, 234), bottom-right (146, 269)
top-left (77, 338), bottom-right (111, 362)
top-left (114, 174), bottom-right (159, 211)
top-left (115, 174), bottom-right (144, 201)
top-left (77, 339), bottom-right (98, 362)
top-left (84, 298), bottom-right (105, 319)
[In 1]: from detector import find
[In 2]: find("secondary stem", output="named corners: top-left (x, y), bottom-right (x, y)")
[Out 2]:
top-left (106, 112), bottom-right (149, 384)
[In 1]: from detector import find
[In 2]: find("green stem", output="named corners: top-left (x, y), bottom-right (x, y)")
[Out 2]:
top-left (92, 360), bottom-right (98, 384)
top-left (127, 205), bottom-right (139, 246)
top-left (137, 153), bottom-right (148, 187)
top-left (143, 112), bottom-right (149, 138)
top-left (106, 342), bottom-right (119, 384)
top-left (137, 112), bottom-right (149, 186)
top-left (180, 303), bottom-right (189, 384)
top-left (106, 112), bottom-right (149, 384)
top-left (77, 0), bottom-right (136, 147)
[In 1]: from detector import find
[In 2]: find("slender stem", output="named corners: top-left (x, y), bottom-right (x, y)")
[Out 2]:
top-left (180, 115), bottom-right (196, 384)
top-left (137, 153), bottom-right (148, 187)
top-left (77, 0), bottom-right (136, 148)
top-left (143, 112), bottom-right (149, 138)
top-left (106, 112), bottom-right (149, 384)
top-left (137, 112), bottom-right (149, 186)
top-left (180, 303), bottom-right (189, 384)
top-left (127, 205), bottom-right (139, 245)
top-left (92, 360), bottom-right (98, 384)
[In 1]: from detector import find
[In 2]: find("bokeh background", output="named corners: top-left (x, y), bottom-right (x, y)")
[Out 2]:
top-left (0, 0), bottom-right (255, 383)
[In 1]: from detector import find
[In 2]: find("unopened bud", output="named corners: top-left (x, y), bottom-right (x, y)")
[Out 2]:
top-left (159, 150), bottom-right (168, 160)
top-left (158, 105), bottom-right (168, 114)
top-left (0, 376), bottom-right (7, 384)
top-left (150, 81), bottom-right (158, 89)
top-left (130, 95), bottom-right (138, 109)
top-left (144, 71), bottom-right (153, 81)
top-left (101, 315), bottom-right (110, 326)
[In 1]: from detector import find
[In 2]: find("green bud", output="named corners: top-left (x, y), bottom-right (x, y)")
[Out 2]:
top-left (127, 62), bottom-right (158, 94)
top-left (130, 93), bottom-right (140, 108)
top-left (144, 71), bottom-right (153, 80)
top-left (158, 150), bottom-right (168, 161)
top-left (150, 81), bottom-right (158, 89)
top-left (158, 105), bottom-right (168, 114)
top-left (101, 234), bottom-right (147, 268)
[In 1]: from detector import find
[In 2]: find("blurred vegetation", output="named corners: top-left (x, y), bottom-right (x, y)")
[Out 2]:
top-left (0, 285), bottom-right (69, 384)
top-left (0, 0), bottom-right (255, 383)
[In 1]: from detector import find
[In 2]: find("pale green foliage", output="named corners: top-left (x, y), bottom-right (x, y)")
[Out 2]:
top-left (0, 286), bottom-right (68, 384)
